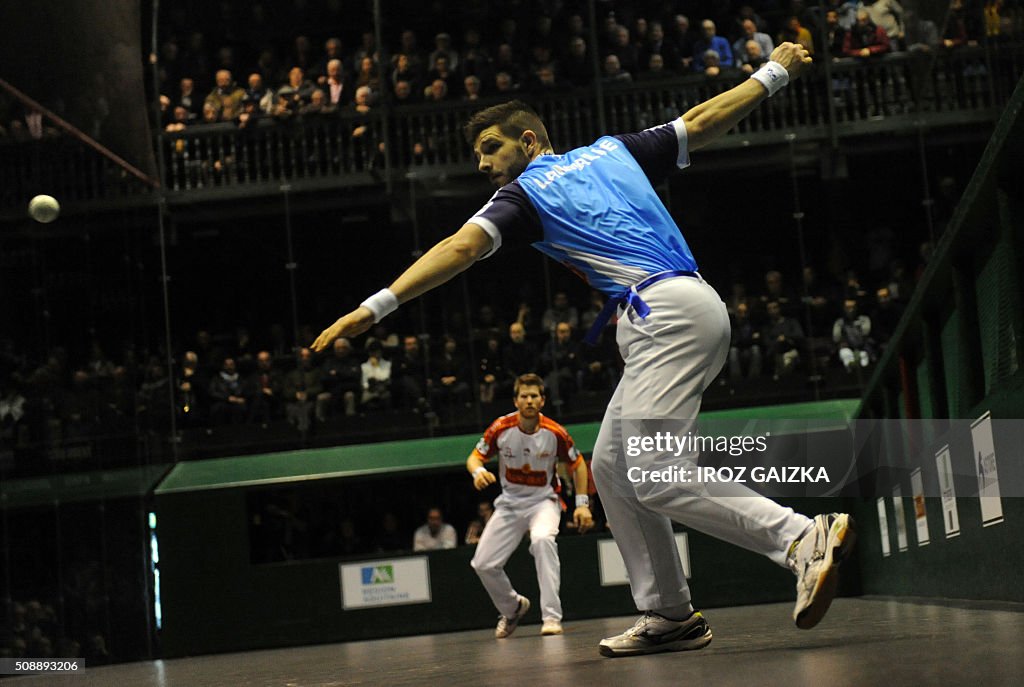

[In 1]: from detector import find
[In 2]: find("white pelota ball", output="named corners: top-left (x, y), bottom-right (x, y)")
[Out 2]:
top-left (28, 195), bottom-right (61, 223)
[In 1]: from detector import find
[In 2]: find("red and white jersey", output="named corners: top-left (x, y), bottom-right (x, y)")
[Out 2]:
top-left (473, 412), bottom-right (584, 506)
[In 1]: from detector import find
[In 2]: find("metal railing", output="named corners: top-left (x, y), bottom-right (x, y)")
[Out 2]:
top-left (1, 43), bottom-right (1021, 210)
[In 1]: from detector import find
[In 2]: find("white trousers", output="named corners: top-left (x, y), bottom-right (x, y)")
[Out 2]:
top-left (470, 497), bottom-right (563, 621)
top-left (590, 276), bottom-right (812, 611)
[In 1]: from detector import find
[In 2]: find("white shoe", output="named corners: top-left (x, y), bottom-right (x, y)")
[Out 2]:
top-left (599, 611), bottom-right (712, 657)
top-left (540, 619), bottom-right (563, 636)
top-left (495, 596), bottom-right (530, 638)
top-left (789, 513), bottom-right (857, 629)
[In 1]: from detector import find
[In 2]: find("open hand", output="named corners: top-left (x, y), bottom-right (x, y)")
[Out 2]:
top-left (311, 307), bottom-right (374, 352)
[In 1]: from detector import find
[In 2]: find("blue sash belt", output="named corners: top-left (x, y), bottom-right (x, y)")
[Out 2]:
top-left (583, 270), bottom-right (698, 345)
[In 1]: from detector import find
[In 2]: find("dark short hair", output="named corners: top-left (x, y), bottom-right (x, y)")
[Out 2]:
top-left (463, 99), bottom-right (551, 148)
top-left (514, 372), bottom-right (545, 396)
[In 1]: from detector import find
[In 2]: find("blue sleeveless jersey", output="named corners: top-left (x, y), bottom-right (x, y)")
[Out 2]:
top-left (515, 136), bottom-right (697, 295)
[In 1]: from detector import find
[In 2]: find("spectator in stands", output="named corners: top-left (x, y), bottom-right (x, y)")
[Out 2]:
top-left (503, 322), bottom-right (539, 379)
top-left (824, 10), bottom-right (849, 57)
top-left (413, 507), bottom-right (457, 551)
top-left (204, 70), bottom-right (244, 116)
top-left (201, 101), bottom-right (221, 124)
top-left (828, 0), bottom-right (860, 30)
top-left (299, 89), bottom-right (331, 116)
top-left (313, 37), bottom-right (345, 84)
top-left (463, 75), bottom-right (484, 101)
top-left (465, 500), bottom-right (495, 545)
top-left (392, 335), bottom-right (429, 412)
top-left (494, 71), bottom-right (517, 95)
top-left (176, 350), bottom-right (205, 427)
top-left (760, 269), bottom-right (799, 321)
top-left (429, 32), bottom-right (459, 72)
top-left (493, 43), bottom-right (524, 85)
top-left (779, 16), bottom-right (816, 55)
top-left (563, 36), bottom-right (593, 87)
top-left (322, 59), bottom-right (347, 108)
top-left (638, 53), bottom-right (671, 81)
top-left (478, 335), bottom-right (510, 403)
top-left (579, 325), bottom-right (618, 392)
top-left (354, 56), bottom-right (382, 95)
top-left (391, 53), bottom-right (421, 93)
top-left (801, 265), bottom-right (839, 335)
top-left (542, 292), bottom-right (580, 333)
top-left (360, 340), bottom-right (392, 411)
top-left (319, 337), bottom-right (361, 418)
top-left (176, 77), bottom-right (200, 121)
top-left (729, 301), bottom-right (763, 381)
top-left (291, 35), bottom-right (315, 73)
top-left (844, 9), bottom-right (891, 57)
top-left (541, 322), bottom-right (580, 409)
top-left (393, 79), bottom-right (417, 105)
top-left (347, 86), bottom-right (377, 167)
top-left (432, 335), bottom-right (472, 410)
top-left (284, 347), bottom-right (323, 433)
top-left (734, 19), bottom-right (774, 69)
top-left (398, 29), bottom-right (425, 73)
top-left (246, 73), bottom-right (275, 114)
top-left (833, 299), bottom-right (873, 370)
top-left (762, 301), bottom-right (806, 379)
top-left (903, 9), bottom-right (940, 53)
top-left (738, 40), bottom-right (770, 73)
top-left (867, 0), bottom-right (906, 48)
top-left (208, 357), bottom-right (247, 425)
top-left (60, 370), bottom-right (99, 440)
top-left (608, 24), bottom-right (641, 75)
top-left (692, 19), bottom-right (733, 71)
top-left (530, 63), bottom-right (565, 93)
top-left (277, 67), bottom-right (315, 113)
top-left (165, 105), bottom-right (189, 132)
top-left (375, 511), bottom-right (405, 552)
top-left (424, 78), bottom-right (450, 102)
top-left (672, 14), bottom-right (697, 69)
top-left (641, 21), bottom-right (680, 74)
top-left (869, 287), bottom-right (904, 350)
top-left (247, 350), bottom-right (283, 425)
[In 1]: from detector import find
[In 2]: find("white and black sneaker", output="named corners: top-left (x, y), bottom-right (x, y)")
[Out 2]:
top-left (495, 595), bottom-right (530, 638)
top-left (599, 611), bottom-right (712, 657)
top-left (789, 513), bottom-right (857, 629)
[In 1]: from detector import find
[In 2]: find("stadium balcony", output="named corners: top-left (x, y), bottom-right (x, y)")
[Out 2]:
top-left (1, 43), bottom-right (1022, 217)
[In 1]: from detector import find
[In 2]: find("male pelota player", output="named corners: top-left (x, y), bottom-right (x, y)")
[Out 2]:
top-left (466, 373), bottom-right (592, 637)
top-left (313, 42), bottom-right (856, 657)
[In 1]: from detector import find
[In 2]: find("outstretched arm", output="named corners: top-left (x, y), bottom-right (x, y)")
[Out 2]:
top-left (683, 42), bottom-right (812, 151)
top-left (311, 222), bottom-right (492, 351)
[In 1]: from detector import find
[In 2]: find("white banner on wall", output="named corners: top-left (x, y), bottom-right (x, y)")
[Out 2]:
top-left (599, 533), bottom-right (690, 585)
top-left (970, 411), bottom-right (1004, 526)
top-left (910, 468), bottom-right (930, 546)
top-left (877, 497), bottom-right (891, 557)
top-left (893, 485), bottom-right (908, 552)
top-left (340, 557), bottom-right (432, 610)
top-left (935, 445), bottom-right (960, 538)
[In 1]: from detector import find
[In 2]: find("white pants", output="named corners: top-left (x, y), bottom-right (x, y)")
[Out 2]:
top-left (470, 497), bottom-right (563, 621)
top-left (590, 276), bottom-right (812, 611)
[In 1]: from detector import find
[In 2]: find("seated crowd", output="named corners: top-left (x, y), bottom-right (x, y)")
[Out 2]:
top-left (153, 0), bottom-right (1001, 134)
top-left (1, 245), bottom-right (929, 475)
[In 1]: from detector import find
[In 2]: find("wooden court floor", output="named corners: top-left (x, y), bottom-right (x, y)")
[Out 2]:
top-left (10, 597), bottom-right (1024, 687)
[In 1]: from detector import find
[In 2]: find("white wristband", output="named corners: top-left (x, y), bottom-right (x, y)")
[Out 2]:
top-left (575, 495), bottom-right (589, 508)
top-left (360, 288), bottom-right (399, 323)
top-left (472, 467), bottom-right (487, 478)
top-left (750, 61), bottom-right (789, 97)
